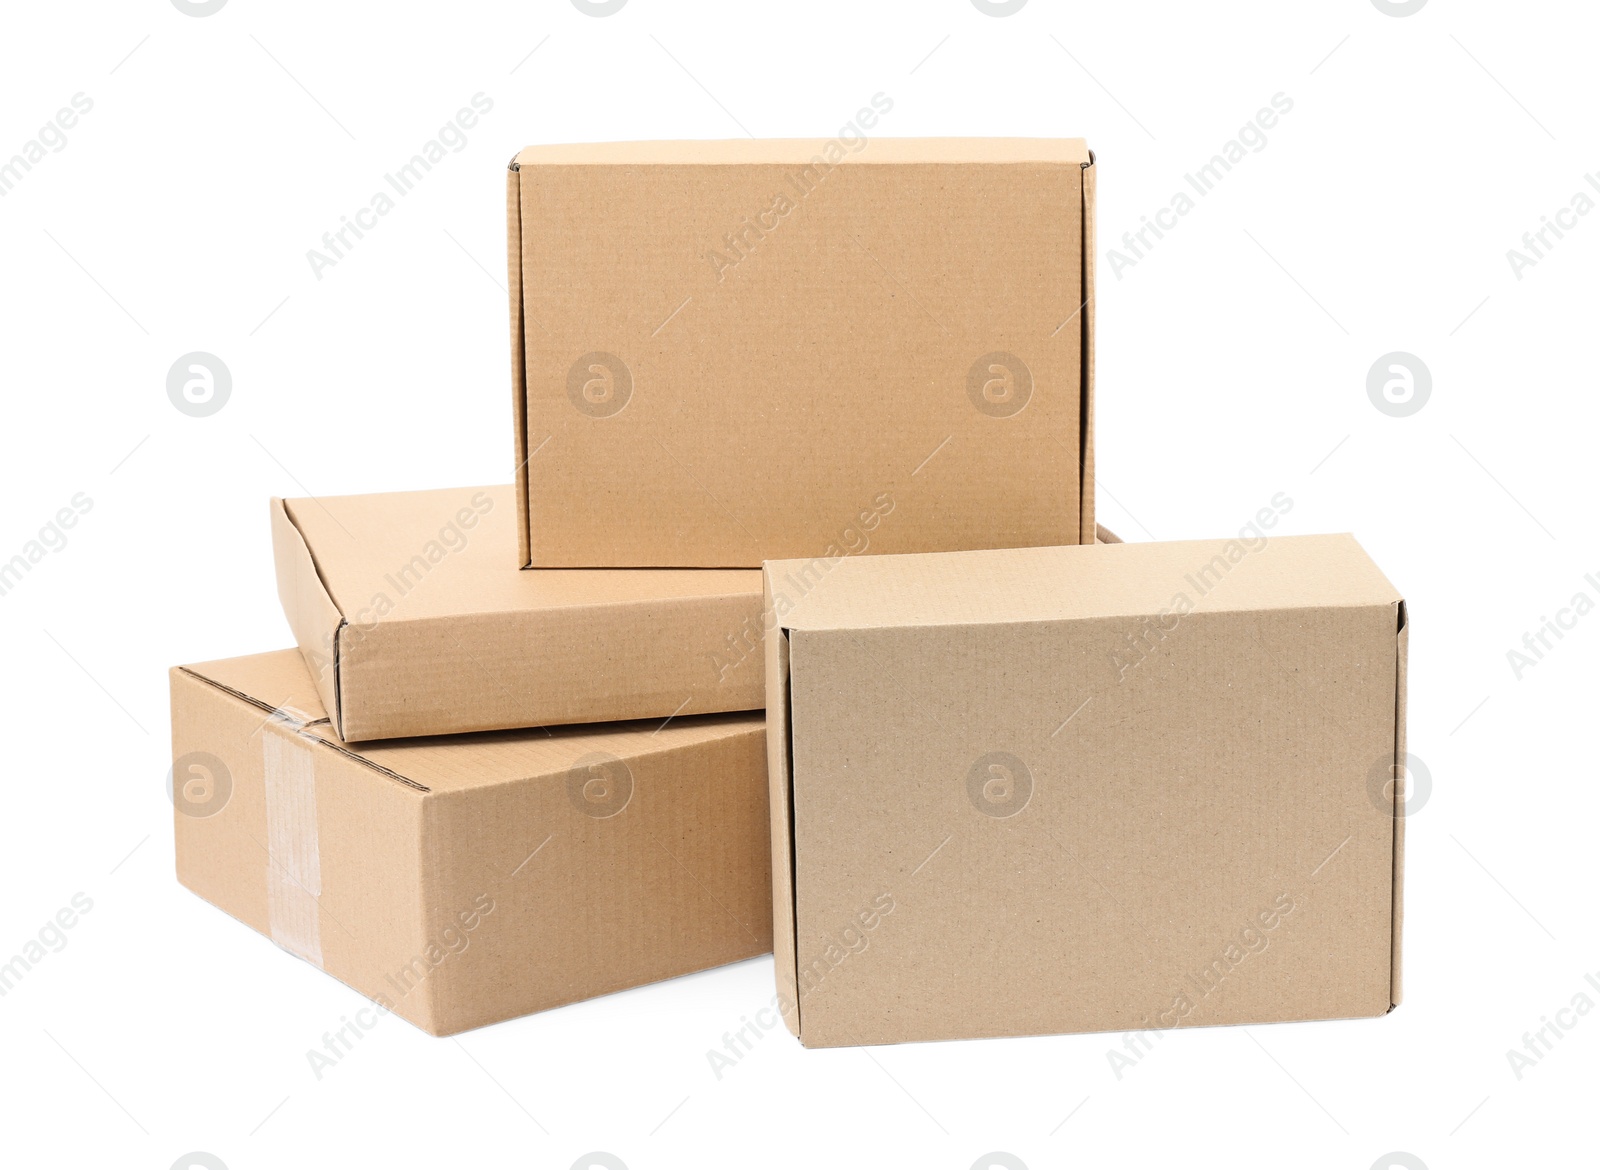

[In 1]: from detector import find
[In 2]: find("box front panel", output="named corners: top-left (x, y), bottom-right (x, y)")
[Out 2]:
top-left (519, 158), bottom-right (1084, 566)
top-left (421, 728), bottom-right (774, 1034)
top-left (787, 606), bottom-right (1398, 1046)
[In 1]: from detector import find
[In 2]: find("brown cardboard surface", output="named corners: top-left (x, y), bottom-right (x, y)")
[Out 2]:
top-left (509, 137), bottom-right (1095, 567)
top-left (172, 650), bottom-right (772, 1036)
top-left (270, 485), bottom-right (764, 741)
top-left (764, 534), bottom-right (1407, 1047)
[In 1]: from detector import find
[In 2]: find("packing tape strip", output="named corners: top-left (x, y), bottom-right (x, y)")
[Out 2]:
top-left (262, 719), bottom-right (324, 968)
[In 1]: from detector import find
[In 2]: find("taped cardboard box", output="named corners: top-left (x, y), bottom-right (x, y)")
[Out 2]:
top-left (171, 650), bottom-right (772, 1036)
top-left (508, 137), bottom-right (1096, 568)
top-left (272, 485), bottom-right (764, 741)
top-left (764, 534), bottom-right (1407, 1047)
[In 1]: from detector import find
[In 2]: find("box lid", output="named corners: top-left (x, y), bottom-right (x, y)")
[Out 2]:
top-left (271, 485), bottom-right (764, 739)
top-left (769, 533), bottom-right (1402, 632)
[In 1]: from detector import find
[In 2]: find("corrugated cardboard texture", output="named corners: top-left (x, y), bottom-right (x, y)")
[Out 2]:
top-left (765, 535), bottom-right (1406, 1047)
top-left (509, 138), bottom-right (1095, 567)
top-left (172, 650), bottom-right (772, 1036)
top-left (270, 486), bottom-right (764, 741)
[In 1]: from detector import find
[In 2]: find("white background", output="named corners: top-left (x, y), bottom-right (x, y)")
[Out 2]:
top-left (1, 1), bottom-right (1594, 1167)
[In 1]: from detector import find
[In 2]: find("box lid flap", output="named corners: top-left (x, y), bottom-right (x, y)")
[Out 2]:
top-left (281, 486), bottom-right (760, 622)
top-left (769, 533), bottom-right (1402, 632)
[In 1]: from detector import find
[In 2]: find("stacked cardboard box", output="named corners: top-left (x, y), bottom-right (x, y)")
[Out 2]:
top-left (173, 138), bottom-right (1407, 1043)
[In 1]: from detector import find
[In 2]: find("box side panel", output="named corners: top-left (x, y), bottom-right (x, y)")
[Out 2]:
top-left (766, 605), bottom-right (801, 1034)
top-left (270, 498), bottom-right (347, 735)
top-left (419, 727), bottom-right (773, 1035)
top-left (170, 667), bottom-right (434, 1033)
top-left (1079, 155), bottom-right (1097, 545)
top-left (336, 592), bottom-right (764, 741)
top-left (1391, 600), bottom-right (1409, 1008)
top-left (508, 162), bottom-right (533, 569)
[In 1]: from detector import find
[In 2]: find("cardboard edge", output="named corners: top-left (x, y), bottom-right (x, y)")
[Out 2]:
top-left (175, 663), bottom-right (431, 795)
top-left (270, 499), bottom-right (349, 739)
top-left (1390, 597), bottom-right (1409, 1011)
top-left (1078, 152), bottom-right (1097, 546)
top-left (507, 158), bottom-right (533, 569)
top-left (1095, 524), bottom-right (1121, 545)
top-left (763, 569), bottom-right (803, 1041)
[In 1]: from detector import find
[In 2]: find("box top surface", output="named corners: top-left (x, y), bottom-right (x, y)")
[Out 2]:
top-left (180, 650), bottom-right (762, 794)
top-left (515, 137), bottom-right (1091, 168)
top-left (769, 533), bottom-right (1401, 633)
top-left (280, 485), bottom-right (760, 621)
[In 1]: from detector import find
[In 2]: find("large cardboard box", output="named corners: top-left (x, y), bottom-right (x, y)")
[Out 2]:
top-left (508, 137), bottom-right (1096, 568)
top-left (763, 534), bottom-right (1407, 1047)
top-left (271, 485), bottom-right (763, 740)
top-left (171, 650), bottom-right (772, 1036)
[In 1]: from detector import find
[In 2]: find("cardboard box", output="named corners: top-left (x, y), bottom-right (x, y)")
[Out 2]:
top-left (763, 534), bottom-right (1407, 1047)
top-left (272, 485), bottom-right (764, 741)
top-left (171, 650), bottom-right (772, 1036)
top-left (508, 138), bottom-right (1096, 568)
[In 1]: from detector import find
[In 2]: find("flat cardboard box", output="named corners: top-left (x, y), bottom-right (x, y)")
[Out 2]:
top-left (763, 534), bottom-right (1407, 1047)
top-left (508, 137), bottom-right (1096, 568)
top-left (171, 650), bottom-right (771, 1036)
top-left (272, 485), bottom-right (764, 740)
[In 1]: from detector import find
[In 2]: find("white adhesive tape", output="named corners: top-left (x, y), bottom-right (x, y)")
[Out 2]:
top-left (262, 723), bottom-right (324, 968)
